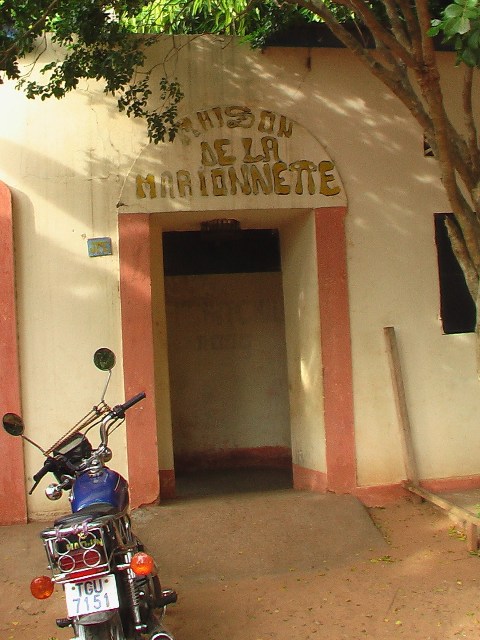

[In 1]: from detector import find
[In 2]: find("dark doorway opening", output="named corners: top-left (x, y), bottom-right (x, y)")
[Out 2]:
top-left (163, 227), bottom-right (293, 498)
top-left (163, 227), bottom-right (281, 276)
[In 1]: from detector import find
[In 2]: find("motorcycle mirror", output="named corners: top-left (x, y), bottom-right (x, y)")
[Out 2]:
top-left (94, 348), bottom-right (116, 372)
top-left (2, 413), bottom-right (47, 454)
top-left (2, 412), bottom-right (25, 436)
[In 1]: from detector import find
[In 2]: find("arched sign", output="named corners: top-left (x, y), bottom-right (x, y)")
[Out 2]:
top-left (118, 106), bottom-right (346, 213)
top-left (117, 106), bottom-right (355, 507)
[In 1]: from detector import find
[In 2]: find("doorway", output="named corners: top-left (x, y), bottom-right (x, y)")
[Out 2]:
top-left (118, 207), bottom-right (354, 509)
top-left (163, 224), bottom-right (293, 496)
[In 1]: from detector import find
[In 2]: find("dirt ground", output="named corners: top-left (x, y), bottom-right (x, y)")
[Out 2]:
top-left (2, 487), bottom-right (480, 640)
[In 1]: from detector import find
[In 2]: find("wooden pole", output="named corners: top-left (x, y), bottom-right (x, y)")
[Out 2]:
top-left (384, 326), bottom-right (419, 484)
top-left (383, 327), bottom-right (479, 551)
top-left (405, 483), bottom-right (479, 551)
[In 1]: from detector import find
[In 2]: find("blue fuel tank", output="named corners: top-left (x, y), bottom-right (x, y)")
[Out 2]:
top-left (71, 468), bottom-right (129, 513)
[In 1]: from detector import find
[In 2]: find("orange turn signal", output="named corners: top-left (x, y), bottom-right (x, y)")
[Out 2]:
top-left (130, 551), bottom-right (155, 576)
top-left (30, 575), bottom-right (55, 600)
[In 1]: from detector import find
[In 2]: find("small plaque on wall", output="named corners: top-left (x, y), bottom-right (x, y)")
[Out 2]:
top-left (87, 237), bottom-right (113, 257)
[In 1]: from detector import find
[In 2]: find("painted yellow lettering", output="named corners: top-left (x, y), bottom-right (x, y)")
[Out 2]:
top-left (160, 172), bottom-right (174, 198)
top-left (211, 168), bottom-right (228, 196)
top-left (214, 139), bottom-right (235, 165)
top-left (200, 142), bottom-right (217, 166)
top-left (250, 164), bottom-right (273, 195)
top-left (258, 110), bottom-right (276, 133)
top-left (177, 170), bottom-right (192, 197)
top-left (278, 116), bottom-right (293, 138)
top-left (241, 138), bottom-right (264, 163)
top-left (212, 107), bottom-right (224, 126)
top-left (198, 170), bottom-right (208, 196)
top-left (136, 174), bottom-right (156, 199)
top-left (178, 116), bottom-right (201, 138)
top-left (228, 166), bottom-right (252, 195)
top-left (319, 161), bottom-right (341, 196)
top-left (196, 110), bottom-right (214, 131)
top-left (225, 106), bottom-right (255, 129)
top-left (289, 161), bottom-right (317, 195)
top-left (261, 137), bottom-right (280, 162)
top-left (272, 162), bottom-right (290, 195)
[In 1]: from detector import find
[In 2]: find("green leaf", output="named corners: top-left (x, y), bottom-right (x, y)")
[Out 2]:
top-left (468, 27), bottom-right (480, 46)
top-left (445, 4), bottom-right (465, 17)
top-left (457, 16), bottom-right (471, 32)
top-left (462, 45), bottom-right (477, 63)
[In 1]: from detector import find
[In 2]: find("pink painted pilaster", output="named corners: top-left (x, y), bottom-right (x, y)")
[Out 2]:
top-left (118, 213), bottom-right (160, 508)
top-left (0, 181), bottom-right (27, 524)
top-left (315, 207), bottom-right (356, 493)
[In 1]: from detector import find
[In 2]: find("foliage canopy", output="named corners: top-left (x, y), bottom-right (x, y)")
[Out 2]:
top-left (2, 0), bottom-right (479, 143)
top-left (2, 0), bottom-right (480, 358)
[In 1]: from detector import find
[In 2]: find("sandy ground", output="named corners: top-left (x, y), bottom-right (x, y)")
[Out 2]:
top-left (1, 488), bottom-right (480, 640)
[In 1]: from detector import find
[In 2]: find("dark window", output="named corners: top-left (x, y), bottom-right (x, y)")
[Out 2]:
top-left (163, 229), bottom-right (281, 276)
top-left (434, 213), bottom-right (476, 334)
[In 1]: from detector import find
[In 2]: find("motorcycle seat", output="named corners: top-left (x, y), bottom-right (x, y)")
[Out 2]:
top-left (53, 502), bottom-right (119, 527)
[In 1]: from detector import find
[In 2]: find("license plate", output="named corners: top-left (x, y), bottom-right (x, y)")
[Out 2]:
top-left (65, 574), bottom-right (119, 617)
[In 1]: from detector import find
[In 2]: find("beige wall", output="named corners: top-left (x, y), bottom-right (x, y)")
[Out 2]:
top-left (1, 35), bottom-right (479, 516)
top-left (281, 212), bottom-right (326, 474)
top-left (165, 272), bottom-right (291, 463)
top-left (1, 82), bottom-right (133, 517)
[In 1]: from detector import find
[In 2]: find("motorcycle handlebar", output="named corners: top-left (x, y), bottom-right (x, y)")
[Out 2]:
top-left (111, 392), bottom-right (146, 419)
top-left (30, 392), bottom-right (146, 491)
top-left (100, 392), bottom-right (146, 446)
top-left (33, 457), bottom-right (56, 483)
top-left (30, 457), bottom-right (57, 494)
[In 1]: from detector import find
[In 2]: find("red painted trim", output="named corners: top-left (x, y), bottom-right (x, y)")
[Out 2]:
top-left (292, 476), bottom-right (480, 509)
top-left (354, 483), bottom-right (411, 507)
top-left (0, 181), bottom-right (27, 524)
top-left (315, 207), bottom-right (356, 493)
top-left (292, 465), bottom-right (328, 492)
top-left (119, 207), bottom-right (357, 502)
top-left (354, 475), bottom-right (480, 507)
top-left (118, 213), bottom-right (160, 508)
top-left (419, 475), bottom-right (480, 494)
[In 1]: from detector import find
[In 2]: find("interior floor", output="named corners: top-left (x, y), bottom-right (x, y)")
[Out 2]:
top-left (174, 468), bottom-right (293, 499)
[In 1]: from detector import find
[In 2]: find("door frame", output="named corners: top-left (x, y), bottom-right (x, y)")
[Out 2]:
top-left (0, 181), bottom-right (27, 524)
top-left (118, 206), bottom-right (356, 507)
top-left (0, 190), bottom-right (355, 519)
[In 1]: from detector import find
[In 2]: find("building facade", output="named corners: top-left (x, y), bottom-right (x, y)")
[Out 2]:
top-left (0, 36), bottom-right (479, 524)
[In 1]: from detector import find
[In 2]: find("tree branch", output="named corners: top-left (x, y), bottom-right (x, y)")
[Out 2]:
top-left (395, 0), bottom-right (423, 49)
top-left (463, 66), bottom-right (480, 180)
top-left (382, 0), bottom-right (411, 50)
top-left (445, 215), bottom-right (479, 298)
top-left (0, 0), bottom-right (61, 75)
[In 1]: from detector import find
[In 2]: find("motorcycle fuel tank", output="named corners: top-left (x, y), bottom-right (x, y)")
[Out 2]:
top-left (71, 468), bottom-right (129, 512)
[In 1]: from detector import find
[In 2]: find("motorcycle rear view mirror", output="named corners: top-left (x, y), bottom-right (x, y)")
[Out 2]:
top-left (94, 348), bottom-right (116, 372)
top-left (2, 412), bottom-right (46, 454)
top-left (2, 412), bottom-right (24, 436)
top-left (94, 348), bottom-right (116, 403)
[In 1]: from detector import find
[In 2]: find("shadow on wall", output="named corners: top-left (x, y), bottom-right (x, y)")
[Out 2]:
top-left (0, 138), bottom-right (133, 431)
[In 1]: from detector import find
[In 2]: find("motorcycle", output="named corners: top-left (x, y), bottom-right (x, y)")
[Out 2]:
top-left (2, 348), bottom-right (177, 640)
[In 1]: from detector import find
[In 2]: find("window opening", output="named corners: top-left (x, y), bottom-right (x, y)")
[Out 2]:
top-left (434, 213), bottom-right (475, 334)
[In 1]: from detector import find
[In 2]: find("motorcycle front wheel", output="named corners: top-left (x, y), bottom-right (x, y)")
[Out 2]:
top-left (75, 611), bottom-right (125, 640)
